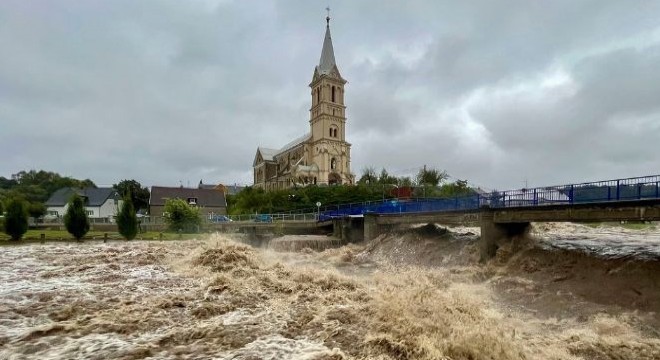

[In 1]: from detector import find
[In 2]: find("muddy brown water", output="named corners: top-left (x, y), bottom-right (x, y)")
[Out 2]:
top-left (1, 223), bottom-right (659, 359)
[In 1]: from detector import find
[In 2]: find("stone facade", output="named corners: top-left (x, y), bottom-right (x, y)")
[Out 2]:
top-left (253, 16), bottom-right (353, 190)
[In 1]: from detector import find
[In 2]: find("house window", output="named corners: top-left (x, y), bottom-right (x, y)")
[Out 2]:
top-left (86, 210), bottom-right (94, 216)
top-left (187, 197), bottom-right (198, 205)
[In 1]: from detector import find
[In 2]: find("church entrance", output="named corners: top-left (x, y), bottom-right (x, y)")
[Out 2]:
top-left (328, 172), bottom-right (342, 185)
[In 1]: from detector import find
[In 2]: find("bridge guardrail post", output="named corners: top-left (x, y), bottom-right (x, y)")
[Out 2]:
top-left (656, 181), bottom-right (659, 198)
top-left (637, 183), bottom-right (642, 200)
top-left (569, 185), bottom-right (574, 205)
top-left (616, 180), bottom-right (620, 200)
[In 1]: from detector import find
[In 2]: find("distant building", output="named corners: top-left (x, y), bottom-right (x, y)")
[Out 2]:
top-left (197, 180), bottom-right (217, 190)
top-left (149, 186), bottom-right (227, 218)
top-left (216, 183), bottom-right (245, 196)
top-left (45, 187), bottom-right (122, 219)
top-left (197, 180), bottom-right (244, 196)
top-left (253, 14), bottom-right (354, 190)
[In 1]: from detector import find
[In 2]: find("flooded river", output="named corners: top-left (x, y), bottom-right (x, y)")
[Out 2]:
top-left (1, 223), bottom-right (659, 359)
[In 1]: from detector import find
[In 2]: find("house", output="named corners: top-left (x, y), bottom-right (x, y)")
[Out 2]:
top-left (149, 186), bottom-right (227, 218)
top-left (45, 187), bottom-right (122, 219)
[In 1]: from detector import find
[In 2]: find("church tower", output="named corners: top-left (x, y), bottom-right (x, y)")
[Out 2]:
top-left (308, 13), bottom-right (353, 185)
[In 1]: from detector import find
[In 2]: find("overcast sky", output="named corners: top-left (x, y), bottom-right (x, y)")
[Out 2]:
top-left (1, 1), bottom-right (659, 190)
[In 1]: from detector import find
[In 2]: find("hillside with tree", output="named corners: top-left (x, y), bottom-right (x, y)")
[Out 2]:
top-left (0, 170), bottom-right (97, 220)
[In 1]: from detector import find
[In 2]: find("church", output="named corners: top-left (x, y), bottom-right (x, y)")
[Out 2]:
top-left (253, 14), bottom-right (354, 190)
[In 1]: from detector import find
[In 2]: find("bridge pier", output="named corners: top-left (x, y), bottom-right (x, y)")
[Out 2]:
top-left (480, 209), bottom-right (530, 261)
top-left (332, 218), bottom-right (342, 238)
top-left (364, 213), bottom-right (380, 241)
top-left (332, 217), bottom-right (365, 243)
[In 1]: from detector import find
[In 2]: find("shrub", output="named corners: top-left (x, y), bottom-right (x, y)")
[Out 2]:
top-left (64, 194), bottom-right (90, 240)
top-left (117, 198), bottom-right (138, 240)
top-left (163, 198), bottom-right (201, 233)
top-left (4, 198), bottom-right (28, 241)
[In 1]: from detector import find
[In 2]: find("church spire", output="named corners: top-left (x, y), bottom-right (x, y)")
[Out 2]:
top-left (317, 8), bottom-right (337, 75)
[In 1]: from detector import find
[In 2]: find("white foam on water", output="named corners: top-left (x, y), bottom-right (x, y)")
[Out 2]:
top-left (218, 334), bottom-right (342, 360)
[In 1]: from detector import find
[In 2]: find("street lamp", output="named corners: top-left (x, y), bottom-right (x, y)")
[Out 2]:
top-left (316, 201), bottom-right (321, 221)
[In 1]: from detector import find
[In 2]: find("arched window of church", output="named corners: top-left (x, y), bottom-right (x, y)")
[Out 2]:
top-left (329, 128), bottom-right (332, 137)
top-left (317, 88), bottom-right (320, 104)
top-left (331, 158), bottom-right (336, 170)
top-left (334, 129), bottom-right (338, 137)
top-left (331, 86), bottom-right (336, 102)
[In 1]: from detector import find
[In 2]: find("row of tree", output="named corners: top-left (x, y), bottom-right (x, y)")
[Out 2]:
top-left (2, 195), bottom-right (139, 241)
top-left (228, 166), bottom-right (475, 214)
top-left (357, 166), bottom-right (448, 187)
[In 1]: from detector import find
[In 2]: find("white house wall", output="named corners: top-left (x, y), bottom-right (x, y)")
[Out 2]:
top-left (46, 199), bottom-right (121, 219)
top-left (99, 199), bottom-right (121, 218)
top-left (46, 205), bottom-right (68, 217)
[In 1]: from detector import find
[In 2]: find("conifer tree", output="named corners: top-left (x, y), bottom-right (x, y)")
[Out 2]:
top-left (4, 198), bottom-right (28, 241)
top-left (64, 194), bottom-right (90, 240)
top-left (117, 197), bottom-right (138, 240)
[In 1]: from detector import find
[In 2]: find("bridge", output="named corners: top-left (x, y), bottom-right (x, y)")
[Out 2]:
top-left (315, 175), bottom-right (660, 260)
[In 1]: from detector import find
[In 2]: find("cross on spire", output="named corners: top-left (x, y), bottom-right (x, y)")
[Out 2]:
top-left (326, 6), bottom-right (330, 25)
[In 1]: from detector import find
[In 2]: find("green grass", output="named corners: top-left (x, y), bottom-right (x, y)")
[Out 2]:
top-left (0, 229), bottom-right (208, 244)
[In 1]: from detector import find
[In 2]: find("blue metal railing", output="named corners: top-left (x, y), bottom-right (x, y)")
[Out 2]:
top-left (318, 175), bottom-right (660, 221)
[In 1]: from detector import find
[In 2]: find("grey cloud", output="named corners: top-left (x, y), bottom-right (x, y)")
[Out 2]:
top-left (1, 0), bottom-right (659, 190)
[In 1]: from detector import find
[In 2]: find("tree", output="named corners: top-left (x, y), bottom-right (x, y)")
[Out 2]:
top-left (117, 197), bottom-right (138, 240)
top-left (358, 167), bottom-right (377, 184)
top-left (0, 176), bottom-right (17, 190)
top-left (416, 166), bottom-right (448, 187)
top-left (113, 180), bottom-right (150, 211)
top-left (4, 199), bottom-right (28, 241)
top-left (398, 176), bottom-right (413, 187)
top-left (378, 168), bottom-right (398, 185)
top-left (11, 170), bottom-right (96, 202)
top-left (64, 194), bottom-right (90, 240)
top-left (28, 202), bottom-right (47, 220)
top-left (163, 198), bottom-right (201, 233)
top-left (0, 200), bottom-right (4, 215)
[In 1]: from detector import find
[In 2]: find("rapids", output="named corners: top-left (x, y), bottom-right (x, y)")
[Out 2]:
top-left (1, 223), bottom-right (659, 359)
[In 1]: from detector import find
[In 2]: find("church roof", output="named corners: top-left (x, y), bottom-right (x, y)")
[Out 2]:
top-left (317, 18), bottom-right (337, 76)
top-left (278, 133), bottom-right (311, 154)
top-left (254, 132), bottom-right (310, 166)
top-left (258, 147), bottom-right (278, 161)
